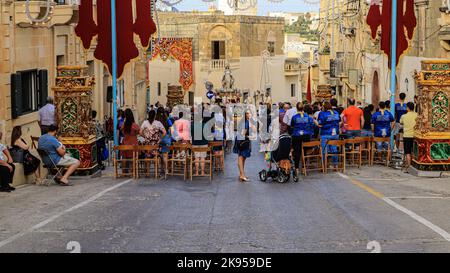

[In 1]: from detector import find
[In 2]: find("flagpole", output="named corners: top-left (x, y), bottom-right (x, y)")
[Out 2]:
top-left (111, 0), bottom-right (118, 147)
top-left (389, 0), bottom-right (397, 150)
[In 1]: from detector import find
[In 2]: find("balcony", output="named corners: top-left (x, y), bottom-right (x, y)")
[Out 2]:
top-left (14, 0), bottom-right (78, 27)
top-left (210, 59), bottom-right (227, 70)
top-left (284, 61), bottom-right (300, 76)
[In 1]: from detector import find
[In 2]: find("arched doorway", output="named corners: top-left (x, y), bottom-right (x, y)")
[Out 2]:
top-left (372, 71), bottom-right (380, 106)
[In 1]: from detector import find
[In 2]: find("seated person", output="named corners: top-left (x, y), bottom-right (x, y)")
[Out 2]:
top-left (38, 125), bottom-right (80, 186)
top-left (0, 131), bottom-right (15, 192)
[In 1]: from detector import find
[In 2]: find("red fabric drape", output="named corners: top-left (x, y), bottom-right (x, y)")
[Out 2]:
top-left (367, 0), bottom-right (416, 69)
top-left (306, 66), bottom-right (312, 103)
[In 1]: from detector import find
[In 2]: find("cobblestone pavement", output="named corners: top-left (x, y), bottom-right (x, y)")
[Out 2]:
top-left (1, 144), bottom-right (450, 253)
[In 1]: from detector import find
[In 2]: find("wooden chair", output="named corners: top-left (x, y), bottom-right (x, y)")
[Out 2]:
top-left (344, 138), bottom-right (363, 169)
top-left (31, 136), bottom-right (40, 150)
top-left (356, 137), bottom-right (372, 166)
top-left (324, 140), bottom-right (346, 173)
top-left (371, 137), bottom-right (391, 166)
top-left (168, 142), bottom-right (190, 180)
top-left (113, 145), bottom-right (136, 179)
top-left (190, 146), bottom-right (213, 181)
top-left (301, 141), bottom-right (323, 176)
top-left (209, 141), bottom-right (225, 173)
top-left (135, 145), bottom-right (159, 179)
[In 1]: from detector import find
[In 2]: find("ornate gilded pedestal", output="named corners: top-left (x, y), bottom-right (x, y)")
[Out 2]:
top-left (53, 66), bottom-right (98, 173)
top-left (315, 85), bottom-right (333, 102)
top-left (413, 61), bottom-right (450, 171)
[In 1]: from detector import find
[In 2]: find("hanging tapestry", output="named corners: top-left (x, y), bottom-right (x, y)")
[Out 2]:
top-left (75, 0), bottom-right (156, 78)
top-left (151, 38), bottom-right (194, 92)
top-left (366, 0), bottom-right (416, 69)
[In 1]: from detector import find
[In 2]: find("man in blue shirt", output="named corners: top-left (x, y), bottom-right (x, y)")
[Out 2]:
top-left (318, 101), bottom-right (341, 165)
top-left (38, 125), bottom-right (80, 186)
top-left (394, 92), bottom-right (407, 151)
top-left (371, 101), bottom-right (395, 150)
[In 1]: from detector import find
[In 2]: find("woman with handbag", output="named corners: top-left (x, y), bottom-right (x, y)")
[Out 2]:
top-left (10, 126), bottom-right (42, 184)
top-left (233, 111), bottom-right (254, 182)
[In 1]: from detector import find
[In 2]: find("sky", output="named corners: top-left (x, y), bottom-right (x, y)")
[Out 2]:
top-left (173, 0), bottom-right (320, 15)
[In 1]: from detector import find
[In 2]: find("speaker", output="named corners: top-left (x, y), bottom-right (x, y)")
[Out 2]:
top-left (107, 86), bottom-right (113, 103)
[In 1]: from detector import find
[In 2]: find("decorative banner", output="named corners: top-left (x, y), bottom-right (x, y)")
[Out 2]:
top-left (75, 0), bottom-right (157, 78)
top-left (366, 0), bottom-right (416, 69)
top-left (151, 38), bottom-right (194, 92)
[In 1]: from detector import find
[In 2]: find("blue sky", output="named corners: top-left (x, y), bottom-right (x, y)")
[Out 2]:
top-left (174, 0), bottom-right (320, 15)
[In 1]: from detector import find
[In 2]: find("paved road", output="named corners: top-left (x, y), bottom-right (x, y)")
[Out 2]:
top-left (1, 145), bottom-right (450, 253)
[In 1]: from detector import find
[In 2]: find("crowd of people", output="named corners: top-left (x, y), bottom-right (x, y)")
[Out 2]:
top-left (0, 92), bottom-right (417, 192)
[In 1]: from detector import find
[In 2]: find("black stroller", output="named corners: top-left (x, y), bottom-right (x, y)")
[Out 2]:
top-left (259, 134), bottom-right (298, 183)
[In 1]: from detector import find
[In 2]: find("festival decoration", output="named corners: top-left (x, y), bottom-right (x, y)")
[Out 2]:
top-left (367, 0), bottom-right (416, 69)
top-left (53, 66), bottom-right (99, 173)
top-left (75, 0), bottom-right (157, 78)
top-left (413, 60), bottom-right (450, 171)
top-left (150, 38), bottom-right (194, 92)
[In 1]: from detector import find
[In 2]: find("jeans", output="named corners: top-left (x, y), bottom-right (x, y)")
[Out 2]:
top-left (346, 130), bottom-right (361, 139)
top-left (376, 142), bottom-right (389, 151)
top-left (321, 135), bottom-right (339, 165)
top-left (361, 130), bottom-right (373, 137)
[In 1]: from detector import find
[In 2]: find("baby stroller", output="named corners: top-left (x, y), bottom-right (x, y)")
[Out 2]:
top-left (259, 133), bottom-right (298, 183)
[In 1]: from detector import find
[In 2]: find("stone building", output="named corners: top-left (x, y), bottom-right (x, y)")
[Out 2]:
top-left (147, 10), bottom-right (301, 106)
top-left (317, 0), bottom-right (445, 106)
top-left (0, 0), bottom-right (146, 185)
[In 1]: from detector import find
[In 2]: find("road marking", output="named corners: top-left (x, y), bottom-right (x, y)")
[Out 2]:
top-left (387, 196), bottom-right (450, 200)
top-left (0, 179), bottom-right (132, 249)
top-left (338, 173), bottom-right (450, 242)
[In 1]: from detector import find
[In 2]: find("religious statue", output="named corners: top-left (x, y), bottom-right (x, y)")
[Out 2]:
top-left (222, 65), bottom-right (235, 90)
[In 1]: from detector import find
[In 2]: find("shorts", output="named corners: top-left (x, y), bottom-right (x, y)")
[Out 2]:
top-left (57, 154), bottom-right (80, 167)
top-left (393, 123), bottom-right (403, 135)
top-left (404, 137), bottom-right (414, 155)
top-left (193, 145), bottom-right (208, 159)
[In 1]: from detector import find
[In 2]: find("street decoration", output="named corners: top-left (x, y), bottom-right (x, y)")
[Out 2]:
top-left (413, 60), bottom-right (450, 171)
top-left (75, 0), bottom-right (157, 78)
top-left (53, 66), bottom-right (99, 172)
top-left (150, 38), bottom-right (194, 92)
top-left (367, 0), bottom-right (416, 69)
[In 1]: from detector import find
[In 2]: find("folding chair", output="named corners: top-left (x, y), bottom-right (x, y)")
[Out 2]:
top-left (344, 138), bottom-right (363, 169)
top-left (37, 149), bottom-right (64, 186)
top-left (168, 143), bottom-right (190, 180)
top-left (190, 146), bottom-right (213, 181)
top-left (324, 140), bottom-right (346, 173)
top-left (371, 137), bottom-right (392, 166)
top-left (113, 145), bottom-right (136, 179)
top-left (31, 136), bottom-right (40, 150)
top-left (135, 145), bottom-right (159, 179)
top-left (301, 141), bottom-right (324, 176)
top-left (209, 141), bottom-right (225, 173)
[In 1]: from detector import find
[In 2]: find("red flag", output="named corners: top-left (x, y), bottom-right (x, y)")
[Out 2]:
top-left (306, 66), bottom-right (312, 103)
top-left (366, 0), bottom-right (416, 69)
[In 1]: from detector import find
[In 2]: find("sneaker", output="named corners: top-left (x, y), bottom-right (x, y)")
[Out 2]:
top-left (7, 185), bottom-right (16, 191)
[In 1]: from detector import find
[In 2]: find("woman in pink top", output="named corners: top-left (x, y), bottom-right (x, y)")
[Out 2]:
top-left (173, 112), bottom-right (191, 143)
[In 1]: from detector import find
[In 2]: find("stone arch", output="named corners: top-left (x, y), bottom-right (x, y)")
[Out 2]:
top-left (208, 25), bottom-right (233, 59)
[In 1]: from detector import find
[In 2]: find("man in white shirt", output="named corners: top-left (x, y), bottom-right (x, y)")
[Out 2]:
top-left (38, 97), bottom-right (56, 135)
top-left (282, 98), bottom-right (298, 127)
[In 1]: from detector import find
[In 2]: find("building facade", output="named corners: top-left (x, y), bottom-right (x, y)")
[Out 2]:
top-left (147, 10), bottom-right (301, 106)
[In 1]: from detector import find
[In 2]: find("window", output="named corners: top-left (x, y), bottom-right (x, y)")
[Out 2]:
top-left (211, 41), bottom-right (225, 60)
top-left (268, 41), bottom-right (275, 56)
top-left (11, 69), bottom-right (48, 118)
top-left (118, 80), bottom-right (125, 107)
top-left (291, 83), bottom-right (296, 98)
top-left (157, 82), bottom-right (161, 96)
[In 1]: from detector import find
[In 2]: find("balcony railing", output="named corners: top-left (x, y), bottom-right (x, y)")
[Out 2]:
top-left (211, 59), bottom-right (227, 70)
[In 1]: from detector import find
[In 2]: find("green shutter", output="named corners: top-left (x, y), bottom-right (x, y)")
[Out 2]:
top-left (11, 73), bottom-right (22, 119)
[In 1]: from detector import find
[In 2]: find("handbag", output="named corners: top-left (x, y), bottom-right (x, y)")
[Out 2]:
top-left (23, 150), bottom-right (40, 175)
top-left (238, 139), bottom-right (250, 151)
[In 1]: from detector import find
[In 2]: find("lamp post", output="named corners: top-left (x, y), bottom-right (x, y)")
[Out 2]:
top-left (111, 0), bottom-right (118, 147)
top-left (389, 0), bottom-right (398, 150)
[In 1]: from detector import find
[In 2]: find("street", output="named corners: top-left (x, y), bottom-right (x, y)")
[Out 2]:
top-left (1, 146), bottom-right (450, 253)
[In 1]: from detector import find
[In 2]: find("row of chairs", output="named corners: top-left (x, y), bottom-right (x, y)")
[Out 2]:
top-left (302, 136), bottom-right (392, 176)
top-left (113, 141), bottom-right (225, 181)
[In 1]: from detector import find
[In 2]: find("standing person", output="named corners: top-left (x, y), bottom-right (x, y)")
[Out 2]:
top-left (92, 111), bottom-right (106, 170)
top-left (121, 109), bottom-right (141, 173)
top-left (330, 98), bottom-right (343, 115)
top-left (283, 98), bottom-right (299, 129)
top-left (290, 102), bottom-right (316, 176)
top-left (362, 104), bottom-right (375, 137)
top-left (234, 111), bottom-right (254, 182)
top-left (141, 110), bottom-right (166, 147)
top-left (38, 97), bottom-right (56, 135)
top-left (9, 126), bottom-right (42, 184)
top-left (394, 93), bottom-right (408, 151)
top-left (191, 106), bottom-right (209, 176)
top-left (341, 98), bottom-right (364, 139)
top-left (318, 102), bottom-right (341, 166)
top-left (0, 131), bottom-right (16, 192)
top-left (155, 107), bottom-right (172, 175)
top-left (400, 102), bottom-right (417, 172)
top-left (117, 109), bottom-right (125, 144)
top-left (371, 101), bottom-right (395, 151)
top-left (279, 103), bottom-right (290, 135)
top-left (173, 112), bottom-right (191, 143)
top-left (38, 125), bottom-right (80, 186)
